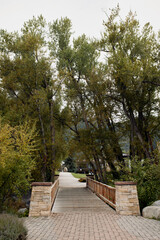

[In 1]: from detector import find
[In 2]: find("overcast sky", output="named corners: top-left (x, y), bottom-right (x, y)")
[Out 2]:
top-left (0, 0), bottom-right (160, 38)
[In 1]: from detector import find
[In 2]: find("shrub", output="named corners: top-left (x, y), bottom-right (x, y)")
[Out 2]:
top-left (78, 178), bottom-right (86, 182)
top-left (131, 159), bottom-right (160, 210)
top-left (0, 120), bottom-right (37, 209)
top-left (17, 209), bottom-right (29, 218)
top-left (118, 158), bottom-right (160, 211)
top-left (0, 214), bottom-right (27, 240)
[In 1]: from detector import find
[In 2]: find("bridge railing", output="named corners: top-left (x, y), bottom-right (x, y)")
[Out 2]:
top-left (86, 177), bottom-right (116, 209)
top-left (51, 178), bottom-right (59, 207)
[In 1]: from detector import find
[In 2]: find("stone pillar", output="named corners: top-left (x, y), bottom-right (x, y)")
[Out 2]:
top-left (29, 182), bottom-right (52, 217)
top-left (115, 181), bottom-right (140, 216)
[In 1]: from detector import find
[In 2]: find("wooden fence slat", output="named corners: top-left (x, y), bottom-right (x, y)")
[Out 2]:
top-left (86, 177), bottom-right (116, 209)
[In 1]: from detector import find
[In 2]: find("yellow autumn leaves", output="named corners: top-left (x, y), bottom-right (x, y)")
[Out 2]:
top-left (0, 119), bottom-right (38, 194)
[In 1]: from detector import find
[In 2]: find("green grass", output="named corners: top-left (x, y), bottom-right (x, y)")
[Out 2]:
top-left (71, 173), bottom-right (86, 179)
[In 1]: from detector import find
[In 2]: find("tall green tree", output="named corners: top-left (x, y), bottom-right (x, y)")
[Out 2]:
top-left (0, 16), bottom-right (66, 181)
top-left (49, 18), bottom-right (125, 182)
top-left (101, 7), bottom-right (160, 160)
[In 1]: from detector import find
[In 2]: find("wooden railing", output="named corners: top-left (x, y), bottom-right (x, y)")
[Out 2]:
top-left (51, 178), bottom-right (59, 209)
top-left (86, 177), bottom-right (116, 209)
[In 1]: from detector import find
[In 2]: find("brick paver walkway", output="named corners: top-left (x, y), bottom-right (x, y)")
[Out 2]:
top-left (25, 173), bottom-right (160, 240)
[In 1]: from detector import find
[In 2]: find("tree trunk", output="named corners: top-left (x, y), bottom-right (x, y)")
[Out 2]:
top-left (130, 111), bottom-right (150, 159)
top-left (49, 99), bottom-right (56, 182)
top-left (89, 160), bottom-right (99, 180)
top-left (106, 118), bottom-right (125, 165)
top-left (130, 123), bottom-right (135, 158)
top-left (122, 100), bottom-right (151, 159)
top-left (36, 102), bottom-right (47, 181)
top-left (93, 153), bottom-right (105, 182)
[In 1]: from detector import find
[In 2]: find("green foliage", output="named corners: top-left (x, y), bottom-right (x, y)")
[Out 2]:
top-left (131, 159), bottom-right (160, 210)
top-left (17, 209), bottom-right (29, 218)
top-left (0, 119), bottom-right (37, 207)
top-left (0, 214), bottom-right (27, 240)
top-left (0, 16), bottom-right (67, 182)
top-left (64, 156), bottom-right (76, 172)
top-left (117, 157), bottom-right (160, 209)
top-left (101, 6), bottom-right (160, 160)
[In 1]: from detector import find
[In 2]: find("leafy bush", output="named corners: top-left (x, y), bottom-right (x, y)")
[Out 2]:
top-left (17, 209), bottom-right (29, 218)
top-left (78, 178), bottom-right (86, 182)
top-left (0, 119), bottom-right (37, 209)
top-left (118, 158), bottom-right (160, 211)
top-left (0, 214), bottom-right (27, 240)
top-left (131, 159), bottom-right (160, 210)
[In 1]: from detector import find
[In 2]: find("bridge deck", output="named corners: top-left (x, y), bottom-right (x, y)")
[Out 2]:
top-left (52, 172), bottom-right (114, 213)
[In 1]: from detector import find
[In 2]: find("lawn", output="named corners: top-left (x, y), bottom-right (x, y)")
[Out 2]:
top-left (71, 173), bottom-right (86, 179)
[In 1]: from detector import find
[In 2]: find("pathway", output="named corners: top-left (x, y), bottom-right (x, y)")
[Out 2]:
top-left (52, 172), bottom-right (111, 213)
top-left (25, 172), bottom-right (160, 240)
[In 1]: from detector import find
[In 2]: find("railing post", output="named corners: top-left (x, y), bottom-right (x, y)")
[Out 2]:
top-left (115, 181), bottom-right (140, 216)
top-left (29, 182), bottom-right (52, 217)
top-left (29, 179), bottom-right (59, 217)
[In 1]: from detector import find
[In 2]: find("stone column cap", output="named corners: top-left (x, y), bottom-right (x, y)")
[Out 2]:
top-left (115, 181), bottom-right (137, 185)
top-left (31, 182), bottom-right (52, 186)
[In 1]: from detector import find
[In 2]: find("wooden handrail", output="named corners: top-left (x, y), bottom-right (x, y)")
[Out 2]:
top-left (51, 178), bottom-right (59, 209)
top-left (86, 177), bottom-right (116, 209)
